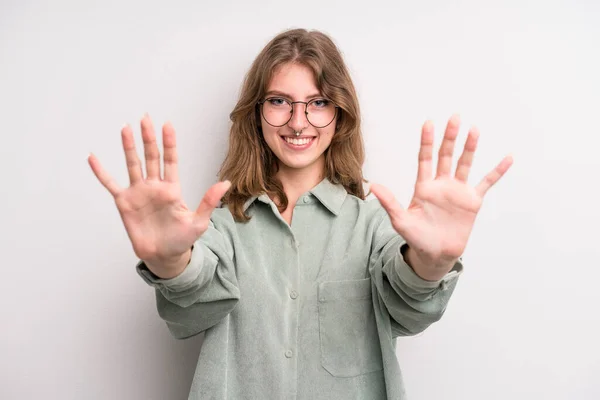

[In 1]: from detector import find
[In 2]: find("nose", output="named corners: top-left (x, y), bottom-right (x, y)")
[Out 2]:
top-left (287, 102), bottom-right (309, 132)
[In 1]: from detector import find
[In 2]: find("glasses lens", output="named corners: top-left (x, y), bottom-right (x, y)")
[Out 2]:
top-left (261, 98), bottom-right (292, 126)
top-left (261, 98), bottom-right (337, 128)
top-left (306, 99), bottom-right (336, 128)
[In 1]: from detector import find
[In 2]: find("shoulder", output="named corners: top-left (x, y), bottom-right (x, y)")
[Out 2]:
top-left (210, 203), bottom-right (265, 230)
top-left (342, 191), bottom-right (388, 223)
top-left (210, 206), bottom-right (238, 229)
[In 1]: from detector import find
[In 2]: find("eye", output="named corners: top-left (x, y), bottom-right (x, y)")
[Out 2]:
top-left (267, 97), bottom-right (287, 106)
top-left (311, 99), bottom-right (330, 108)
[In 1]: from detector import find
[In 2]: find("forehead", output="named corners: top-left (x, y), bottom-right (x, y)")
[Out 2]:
top-left (267, 63), bottom-right (320, 97)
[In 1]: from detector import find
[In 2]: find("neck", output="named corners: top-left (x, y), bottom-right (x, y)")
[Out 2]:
top-left (275, 156), bottom-right (326, 202)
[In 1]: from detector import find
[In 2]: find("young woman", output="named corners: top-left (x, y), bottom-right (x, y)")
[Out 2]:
top-left (88, 28), bottom-right (512, 400)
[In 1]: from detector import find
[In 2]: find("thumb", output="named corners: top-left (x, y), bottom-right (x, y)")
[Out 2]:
top-left (194, 180), bottom-right (232, 224)
top-left (369, 183), bottom-right (407, 229)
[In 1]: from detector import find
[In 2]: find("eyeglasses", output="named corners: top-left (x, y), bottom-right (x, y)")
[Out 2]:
top-left (257, 97), bottom-right (338, 128)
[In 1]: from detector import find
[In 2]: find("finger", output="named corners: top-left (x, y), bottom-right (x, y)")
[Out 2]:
top-left (88, 152), bottom-right (123, 197)
top-left (162, 121), bottom-right (179, 183)
top-left (369, 183), bottom-right (407, 229)
top-left (195, 180), bottom-right (232, 223)
top-left (436, 114), bottom-right (461, 178)
top-left (475, 155), bottom-right (514, 196)
top-left (141, 114), bottom-right (161, 180)
top-left (416, 121), bottom-right (434, 183)
top-left (121, 124), bottom-right (143, 185)
top-left (455, 126), bottom-right (480, 182)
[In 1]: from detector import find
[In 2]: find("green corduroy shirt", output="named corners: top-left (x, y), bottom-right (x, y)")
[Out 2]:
top-left (137, 178), bottom-right (463, 400)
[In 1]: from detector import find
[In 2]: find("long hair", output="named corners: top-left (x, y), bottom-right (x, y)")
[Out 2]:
top-left (218, 28), bottom-right (366, 222)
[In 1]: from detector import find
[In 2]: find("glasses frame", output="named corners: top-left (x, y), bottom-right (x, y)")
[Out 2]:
top-left (257, 97), bottom-right (339, 129)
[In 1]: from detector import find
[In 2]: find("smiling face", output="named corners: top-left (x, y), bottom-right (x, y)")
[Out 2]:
top-left (260, 62), bottom-right (336, 180)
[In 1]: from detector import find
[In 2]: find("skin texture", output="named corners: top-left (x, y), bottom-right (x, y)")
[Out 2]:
top-left (260, 63), bottom-right (514, 281)
top-left (88, 117), bottom-right (231, 278)
top-left (370, 116), bottom-right (513, 281)
top-left (260, 63), bottom-right (337, 216)
top-left (88, 64), bottom-right (513, 281)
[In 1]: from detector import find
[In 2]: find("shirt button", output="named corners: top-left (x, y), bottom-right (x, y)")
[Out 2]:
top-left (285, 350), bottom-right (293, 358)
top-left (302, 196), bottom-right (310, 203)
top-left (290, 290), bottom-right (298, 299)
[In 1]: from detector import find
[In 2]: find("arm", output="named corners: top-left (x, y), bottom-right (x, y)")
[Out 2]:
top-left (369, 210), bottom-right (462, 337)
top-left (368, 115), bottom-right (512, 336)
top-left (88, 115), bottom-right (238, 339)
top-left (137, 212), bottom-right (240, 339)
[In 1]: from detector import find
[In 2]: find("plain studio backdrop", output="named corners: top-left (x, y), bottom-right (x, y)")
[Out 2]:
top-left (1, 0), bottom-right (598, 399)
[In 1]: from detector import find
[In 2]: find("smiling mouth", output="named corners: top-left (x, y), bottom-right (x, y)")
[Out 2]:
top-left (281, 136), bottom-right (315, 146)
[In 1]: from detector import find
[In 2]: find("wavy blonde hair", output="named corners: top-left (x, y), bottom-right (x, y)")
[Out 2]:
top-left (218, 28), bottom-right (366, 222)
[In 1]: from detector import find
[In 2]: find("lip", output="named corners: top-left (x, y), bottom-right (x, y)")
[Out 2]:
top-left (280, 135), bottom-right (316, 151)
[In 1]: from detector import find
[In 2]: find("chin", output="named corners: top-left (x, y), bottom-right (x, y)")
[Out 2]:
top-left (278, 157), bottom-right (318, 171)
top-left (265, 135), bottom-right (329, 173)
top-left (279, 150), bottom-right (328, 172)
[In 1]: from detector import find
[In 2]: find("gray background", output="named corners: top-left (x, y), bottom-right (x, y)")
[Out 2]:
top-left (1, 0), bottom-right (599, 399)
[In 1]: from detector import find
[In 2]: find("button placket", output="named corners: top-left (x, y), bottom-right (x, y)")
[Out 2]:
top-left (285, 218), bottom-right (300, 395)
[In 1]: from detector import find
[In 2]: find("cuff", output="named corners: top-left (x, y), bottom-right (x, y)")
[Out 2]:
top-left (135, 245), bottom-right (204, 291)
top-left (396, 243), bottom-right (464, 291)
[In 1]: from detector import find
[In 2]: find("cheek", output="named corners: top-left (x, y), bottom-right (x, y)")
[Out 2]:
top-left (318, 126), bottom-right (336, 141)
top-left (324, 120), bottom-right (337, 136)
top-left (261, 125), bottom-right (281, 147)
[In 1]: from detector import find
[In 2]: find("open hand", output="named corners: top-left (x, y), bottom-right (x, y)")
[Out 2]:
top-left (88, 114), bottom-right (230, 277)
top-left (370, 115), bottom-right (512, 279)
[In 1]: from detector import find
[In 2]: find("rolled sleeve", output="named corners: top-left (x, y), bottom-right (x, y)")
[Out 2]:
top-left (136, 244), bottom-right (205, 291)
top-left (369, 208), bottom-right (463, 337)
top-left (393, 243), bottom-right (463, 292)
top-left (134, 210), bottom-right (240, 338)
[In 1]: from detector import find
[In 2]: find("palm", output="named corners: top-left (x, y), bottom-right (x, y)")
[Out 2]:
top-left (115, 180), bottom-right (198, 260)
top-left (404, 179), bottom-right (481, 260)
top-left (88, 115), bottom-right (230, 266)
top-left (371, 115), bottom-right (512, 265)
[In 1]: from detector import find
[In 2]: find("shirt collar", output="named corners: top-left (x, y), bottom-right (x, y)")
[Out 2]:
top-left (309, 178), bottom-right (347, 215)
top-left (242, 178), bottom-right (347, 216)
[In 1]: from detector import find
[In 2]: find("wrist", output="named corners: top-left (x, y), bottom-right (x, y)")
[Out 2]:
top-left (402, 244), bottom-right (456, 281)
top-left (146, 247), bottom-right (193, 279)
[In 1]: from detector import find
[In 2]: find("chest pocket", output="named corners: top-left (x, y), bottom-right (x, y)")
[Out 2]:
top-left (317, 278), bottom-right (383, 377)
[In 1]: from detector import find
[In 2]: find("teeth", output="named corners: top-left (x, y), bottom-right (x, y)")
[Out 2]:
top-left (285, 137), bottom-right (312, 146)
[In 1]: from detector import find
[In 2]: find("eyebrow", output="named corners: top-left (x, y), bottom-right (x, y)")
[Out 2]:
top-left (264, 90), bottom-right (323, 100)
